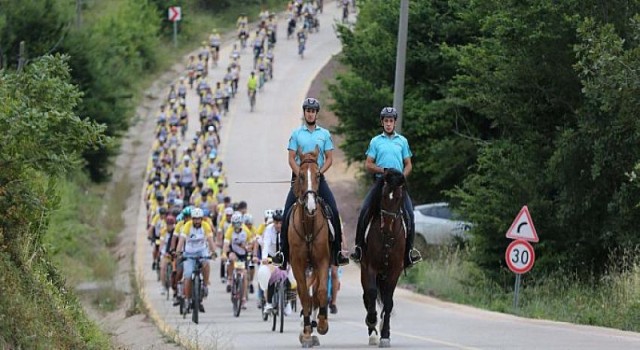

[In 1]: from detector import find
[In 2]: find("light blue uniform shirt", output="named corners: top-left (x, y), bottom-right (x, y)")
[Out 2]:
top-left (288, 125), bottom-right (334, 168)
top-left (366, 132), bottom-right (412, 173)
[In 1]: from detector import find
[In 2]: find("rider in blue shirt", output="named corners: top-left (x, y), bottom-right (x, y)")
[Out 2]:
top-left (272, 98), bottom-right (350, 268)
top-left (350, 107), bottom-right (422, 268)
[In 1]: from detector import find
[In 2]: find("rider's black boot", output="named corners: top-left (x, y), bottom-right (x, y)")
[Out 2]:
top-left (404, 228), bottom-right (422, 268)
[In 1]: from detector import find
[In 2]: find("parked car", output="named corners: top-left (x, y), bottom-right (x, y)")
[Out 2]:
top-left (413, 202), bottom-right (471, 250)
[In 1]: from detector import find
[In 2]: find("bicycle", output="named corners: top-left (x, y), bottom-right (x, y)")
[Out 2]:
top-left (230, 259), bottom-right (247, 317)
top-left (181, 255), bottom-right (210, 324)
top-left (163, 256), bottom-right (173, 300)
top-left (271, 279), bottom-right (287, 333)
top-left (248, 89), bottom-right (257, 112)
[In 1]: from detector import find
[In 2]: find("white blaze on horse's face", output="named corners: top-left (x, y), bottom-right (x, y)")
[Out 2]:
top-left (389, 191), bottom-right (394, 200)
top-left (306, 167), bottom-right (316, 213)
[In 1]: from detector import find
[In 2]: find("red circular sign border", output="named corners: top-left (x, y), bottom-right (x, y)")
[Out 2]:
top-left (505, 239), bottom-right (535, 274)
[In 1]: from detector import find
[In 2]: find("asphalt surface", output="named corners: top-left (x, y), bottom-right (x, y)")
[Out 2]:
top-left (135, 2), bottom-right (640, 349)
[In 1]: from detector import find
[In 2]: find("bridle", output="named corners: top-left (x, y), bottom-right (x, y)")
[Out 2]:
top-left (379, 183), bottom-right (403, 231)
top-left (297, 157), bottom-right (320, 215)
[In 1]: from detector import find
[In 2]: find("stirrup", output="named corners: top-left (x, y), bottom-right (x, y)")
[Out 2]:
top-left (408, 248), bottom-right (423, 265)
top-left (350, 246), bottom-right (362, 262)
top-left (336, 251), bottom-right (350, 266)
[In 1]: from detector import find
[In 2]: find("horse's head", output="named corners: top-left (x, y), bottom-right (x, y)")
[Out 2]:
top-left (380, 168), bottom-right (405, 231)
top-left (295, 146), bottom-right (321, 215)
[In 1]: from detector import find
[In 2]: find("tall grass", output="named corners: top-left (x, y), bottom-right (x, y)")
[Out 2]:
top-left (402, 245), bottom-right (640, 331)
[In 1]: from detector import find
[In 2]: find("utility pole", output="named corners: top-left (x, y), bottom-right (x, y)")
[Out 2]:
top-left (393, 0), bottom-right (409, 133)
top-left (17, 41), bottom-right (26, 73)
top-left (76, 0), bottom-right (82, 28)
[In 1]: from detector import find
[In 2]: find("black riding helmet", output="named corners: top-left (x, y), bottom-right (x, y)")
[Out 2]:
top-left (302, 97), bottom-right (320, 111)
top-left (272, 210), bottom-right (284, 222)
top-left (380, 107), bottom-right (398, 120)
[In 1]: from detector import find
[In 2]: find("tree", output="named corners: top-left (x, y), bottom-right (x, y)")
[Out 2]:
top-left (330, 0), bottom-right (481, 202)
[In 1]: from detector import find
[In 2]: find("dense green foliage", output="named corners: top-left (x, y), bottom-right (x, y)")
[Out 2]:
top-left (0, 55), bottom-right (110, 348)
top-left (331, 0), bottom-right (640, 278)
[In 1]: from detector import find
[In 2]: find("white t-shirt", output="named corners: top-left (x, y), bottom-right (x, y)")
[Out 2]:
top-left (261, 223), bottom-right (280, 258)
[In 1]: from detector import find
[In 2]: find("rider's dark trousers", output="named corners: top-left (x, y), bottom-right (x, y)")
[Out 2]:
top-left (280, 173), bottom-right (344, 266)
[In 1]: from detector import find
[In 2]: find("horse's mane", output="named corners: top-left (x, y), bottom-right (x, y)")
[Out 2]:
top-left (383, 168), bottom-right (405, 189)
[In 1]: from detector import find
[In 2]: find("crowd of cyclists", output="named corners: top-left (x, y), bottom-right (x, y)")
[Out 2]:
top-left (143, 0), bottom-right (345, 322)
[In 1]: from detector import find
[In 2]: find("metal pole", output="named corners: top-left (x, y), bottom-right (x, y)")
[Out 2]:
top-left (17, 41), bottom-right (25, 73)
top-left (513, 273), bottom-right (521, 311)
top-left (173, 21), bottom-right (178, 48)
top-left (393, 0), bottom-right (409, 133)
top-left (76, 0), bottom-right (82, 28)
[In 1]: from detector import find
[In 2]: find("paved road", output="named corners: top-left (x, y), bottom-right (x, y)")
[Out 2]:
top-left (134, 2), bottom-right (640, 349)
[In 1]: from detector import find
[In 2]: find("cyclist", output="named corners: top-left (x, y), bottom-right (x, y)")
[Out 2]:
top-left (259, 211), bottom-right (291, 315)
top-left (243, 213), bottom-right (258, 294)
top-left (159, 215), bottom-right (177, 295)
top-left (209, 29), bottom-right (221, 66)
top-left (176, 208), bottom-right (217, 313)
top-left (272, 98), bottom-right (350, 268)
top-left (222, 212), bottom-right (253, 309)
top-left (148, 206), bottom-right (168, 271)
top-left (247, 71), bottom-right (258, 109)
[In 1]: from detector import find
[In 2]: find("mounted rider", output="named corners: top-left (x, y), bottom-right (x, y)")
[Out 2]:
top-left (350, 107), bottom-right (422, 268)
top-left (272, 97), bottom-right (350, 269)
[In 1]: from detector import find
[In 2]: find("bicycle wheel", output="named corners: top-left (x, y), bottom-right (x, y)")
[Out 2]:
top-left (192, 274), bottom-right (200, 324)
top-left (232, 275), bottom-right (240, 316)
top-left (271, 288), bottom-right (278, 332)
top-left (234, 277), bottom-right (244, 317)
top-left (165, 262), bottom-right (173, 300)
top-left (278, 282), bottom-right (285, 333)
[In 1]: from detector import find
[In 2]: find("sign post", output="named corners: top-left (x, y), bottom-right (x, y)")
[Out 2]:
top-left (505, 239), bottom-right (535, 310)
top-left (168, 6), bottom-right (182, 48)
top-left (505, 205), bottom-right (538, 312)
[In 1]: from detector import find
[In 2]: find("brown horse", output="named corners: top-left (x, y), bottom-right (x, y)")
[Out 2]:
top-left (288, 147), bottom-right (331, 348)
top-left (360, 168), bottom-right (406, 348)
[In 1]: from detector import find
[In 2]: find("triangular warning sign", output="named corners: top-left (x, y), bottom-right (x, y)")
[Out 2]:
top-left (506, 205), bottom-right (539, 242)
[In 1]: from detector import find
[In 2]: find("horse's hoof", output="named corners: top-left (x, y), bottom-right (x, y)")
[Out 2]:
top-left (379, 338), bottom-right (391, 348)
top-left (299, 332), bottom-right (313, 346)
top-left (368, 334), bottom-right (379, 346)
top-left (317, 318), bottom-right (328, 335)
top-left (312, 335), bottom-right (320, 346)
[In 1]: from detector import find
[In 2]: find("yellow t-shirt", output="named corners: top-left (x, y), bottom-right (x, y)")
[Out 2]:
top-left (224, 224), bottom-right (253, 242)
top-left (180, 221), bottom-right (214, 254)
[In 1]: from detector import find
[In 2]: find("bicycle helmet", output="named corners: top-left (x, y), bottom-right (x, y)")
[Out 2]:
top-left (302, 97), bottom-right (320, 111)
top-left (182, 206), bottom-right (192, 217)
top-left (192, 208), bottom-right (204, 219)
top-left (380, 107), bottom-right (398, 120)
top-left (224, 207), bottom-right (234, 216)
top-left (155, 191), bottom-right (165, 201)
top-left (231, 212), bottom-right (243, 227)
top-left (159, 207), bottom-right (168, 215)
top-left (243, 213), bottom-right (254, 225)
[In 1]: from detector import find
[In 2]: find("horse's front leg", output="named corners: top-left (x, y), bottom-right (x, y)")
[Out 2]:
top-left (292, 266), bottom-right (314, 348)
top-left (315, 262), bottom-right (330, 335)
top-left (378, 282), bottom-right (396, 348)
top-left (362, 267), bottom-right (378, 345)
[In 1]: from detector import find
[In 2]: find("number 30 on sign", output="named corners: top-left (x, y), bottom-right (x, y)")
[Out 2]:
top-left (505, 239), bottom-right (535, 274)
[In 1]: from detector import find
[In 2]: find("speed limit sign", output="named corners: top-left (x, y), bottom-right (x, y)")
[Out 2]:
top-left (505, 239), bottom-right (535, 274)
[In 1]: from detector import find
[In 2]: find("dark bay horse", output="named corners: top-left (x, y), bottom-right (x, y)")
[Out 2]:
top-left (360, 169), bottom-right (406, 348)
top-left (288, 147), bottom-right (331, 348)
